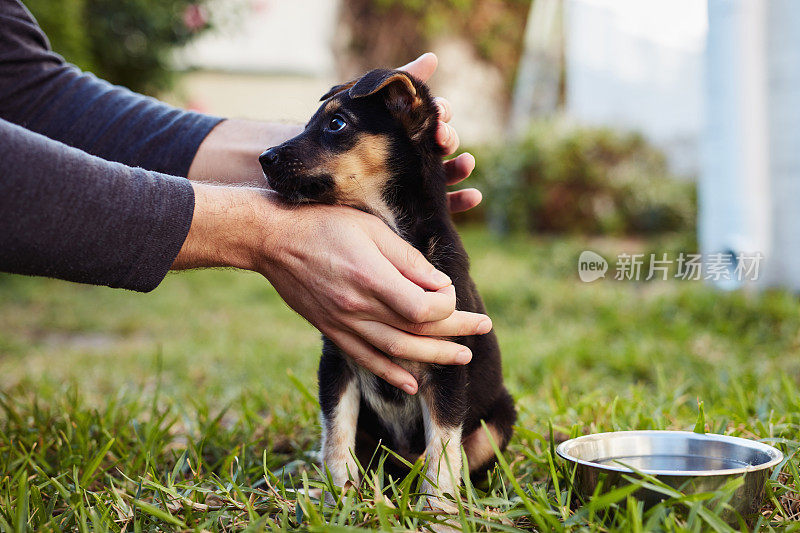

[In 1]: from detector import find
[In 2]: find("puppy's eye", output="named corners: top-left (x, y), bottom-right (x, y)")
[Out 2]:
top-left (327, 115), bottom-right (347, 132)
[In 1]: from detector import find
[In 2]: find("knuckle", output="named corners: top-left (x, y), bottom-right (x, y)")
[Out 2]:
top-left (405, 246), bottom-right (424, 269)
top-left (454, 318), bottom-right (472, 337)
top-left (408, 303), bottom-right (431, 324)
top-left (349, 265), bottom-right (373, 289)
top-left (448, 127), bottom-right (459, 148)
top-left (405, 321), bottom-right (428, 335)
top-left (382, 338), bottom-right (406, 358)
top-left (439, 122), bottom-right (451, 142)
top-left (377, 367), bottom-right (392, 383)
top-left (435, 98), bottom-right (449, 117)
top-left (336, 292), bottom-right (366, 314)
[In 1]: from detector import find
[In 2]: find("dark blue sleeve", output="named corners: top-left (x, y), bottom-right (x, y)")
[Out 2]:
top-left (0, 0), bottom-right (224, 177)
top-left (0, 118), bottom-right (195, 292)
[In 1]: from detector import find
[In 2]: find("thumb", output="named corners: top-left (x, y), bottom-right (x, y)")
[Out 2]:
top-left (398, 52), bottom-right (438, 83)
top-left (373, 226), bottom-right (450, 290)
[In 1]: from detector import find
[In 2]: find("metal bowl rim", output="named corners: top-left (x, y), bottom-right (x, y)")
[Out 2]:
top-left (555, 430), bottom-right (784, 477)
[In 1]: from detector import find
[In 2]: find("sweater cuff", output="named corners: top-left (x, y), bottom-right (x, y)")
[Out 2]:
top-left (114, 170), bottom-right (195, 292)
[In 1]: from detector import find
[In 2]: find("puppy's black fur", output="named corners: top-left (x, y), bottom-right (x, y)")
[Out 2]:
top-left (260, 69), bottom-right (515, 492)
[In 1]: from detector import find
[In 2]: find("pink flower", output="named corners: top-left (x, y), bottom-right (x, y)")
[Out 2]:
top-left (182, 4), bottom-right (207, 32)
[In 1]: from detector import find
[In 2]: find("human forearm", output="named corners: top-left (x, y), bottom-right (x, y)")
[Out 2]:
top-left (0, 1), bottom-right (221, 177)
top-left (171, 183), bottom-right (268, 271)
top-left (0, 119), bottom-right (194, 292)
top-left (187, 119), bottom-right (302, 185)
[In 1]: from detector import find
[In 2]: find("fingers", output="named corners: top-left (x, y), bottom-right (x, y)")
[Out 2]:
top-left (447, 188), bottom-right (483, 213)
top-left (371, 227), bottom-right (450, 290)
top-left (328, 329), bottom-right (419, 394)
top-left (434, 97), bottom-right (452, 123)
top-left (397, 310), bottom-right (492, 337)
top-left (356, 321), bottom-right (473, 366)
top-left (444, 153), bottom-right (476, 185)
top-left (375, 276), bottom-right (456, 324)
top-left (360, 284), bottom-right (491, 336)
top-left (444, 153), bottom-right (479, 212)
top-left (436, 121), bottom-right (460, 155)
top-left (397, 52), bottom-right (438, 82)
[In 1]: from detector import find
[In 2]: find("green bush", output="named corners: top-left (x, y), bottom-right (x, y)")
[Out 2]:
top-left (24, 0), bottom-right (214, 95)
top-left (466, 120), bottom-right (697, 236)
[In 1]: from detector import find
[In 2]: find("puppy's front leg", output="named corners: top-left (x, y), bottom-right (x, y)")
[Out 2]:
top-left (321, 378), bottom-right (361, 493)
top-left (420, 392), bottom-right (463, 509)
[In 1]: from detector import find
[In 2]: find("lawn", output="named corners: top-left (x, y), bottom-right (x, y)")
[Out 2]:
top-left (1, 226), bottom-right (799, 531)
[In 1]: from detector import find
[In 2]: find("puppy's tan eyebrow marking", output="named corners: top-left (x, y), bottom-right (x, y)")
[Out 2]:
top-left (324, 99), bottom-right (341, 114)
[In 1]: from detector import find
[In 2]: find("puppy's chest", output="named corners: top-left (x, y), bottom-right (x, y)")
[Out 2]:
top-left (354, 366), bottom-right (423, 444)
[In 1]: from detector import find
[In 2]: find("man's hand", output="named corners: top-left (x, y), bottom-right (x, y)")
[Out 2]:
top-left (173, 186), bottom-right (492, 394)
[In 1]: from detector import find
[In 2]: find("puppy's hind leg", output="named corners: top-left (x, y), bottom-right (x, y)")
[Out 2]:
top-left (463, 388), bottom-right (516, 476)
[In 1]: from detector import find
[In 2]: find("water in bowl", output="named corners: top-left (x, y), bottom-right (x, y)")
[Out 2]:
top-left (594, 454), bottom-right (752, 472)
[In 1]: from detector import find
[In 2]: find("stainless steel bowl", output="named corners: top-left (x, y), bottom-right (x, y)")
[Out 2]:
top-left (556, 430), bottom-right (783, 518)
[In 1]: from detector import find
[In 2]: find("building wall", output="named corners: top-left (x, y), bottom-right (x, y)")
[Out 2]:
top-left (564, 0), bottom-right (707, 176)
top-left (176, 0), bottom-right (339, 75)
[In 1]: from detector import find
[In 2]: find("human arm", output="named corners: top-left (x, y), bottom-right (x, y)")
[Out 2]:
top-left (0, 0), bottom-right (222, 176)
top-left (0, 118), bottom-right (194, 291)
top-left (0, 0), bottom-right (481, 205)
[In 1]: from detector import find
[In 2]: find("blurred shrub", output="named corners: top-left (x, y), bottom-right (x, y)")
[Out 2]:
top-left (338, 0), bottom-right (530, 91)
top-left (24, 0), bottom-right (214, 95)
top-left (465, 120), bottom-right (696, 236)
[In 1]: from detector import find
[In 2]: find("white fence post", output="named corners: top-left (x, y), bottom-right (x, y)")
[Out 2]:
top-left (701, 0), bottom-right (770, 289)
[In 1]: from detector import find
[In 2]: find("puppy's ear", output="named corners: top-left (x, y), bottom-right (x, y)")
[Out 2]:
top-left (349, 70), bottom-right (422, 110)
top-left (350, 69), bottom-right (432, 140)
top-left (320, 80), bottom-right (356, 101)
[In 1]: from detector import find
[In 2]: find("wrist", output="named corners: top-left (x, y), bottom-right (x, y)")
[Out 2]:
top-left (172, 183), bottom-right (274, 272)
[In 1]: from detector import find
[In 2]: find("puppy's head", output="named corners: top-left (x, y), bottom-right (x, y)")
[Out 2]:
top-left (259, 69), bottom-right (441, 221)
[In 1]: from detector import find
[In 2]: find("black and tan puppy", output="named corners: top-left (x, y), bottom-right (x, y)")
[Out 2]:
top-left (259, 69), bottom-right (516, 503)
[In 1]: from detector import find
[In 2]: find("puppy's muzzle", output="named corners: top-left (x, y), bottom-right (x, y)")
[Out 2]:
top-left (259, 147), bottom-right (280, 173)
top-left (259, 146), bottom-right (335, 204)
top-left (259, 147), bottom-right (289, 192)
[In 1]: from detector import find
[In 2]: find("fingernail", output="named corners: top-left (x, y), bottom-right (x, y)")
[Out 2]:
top-left (431, 270), bottom-right (451, 287)
top-left (402, 383), bottom-right (417, 395)
top-left (477, 318), bottom-right (492, 335)
top-left (456, 349), bottom-right (472, 364)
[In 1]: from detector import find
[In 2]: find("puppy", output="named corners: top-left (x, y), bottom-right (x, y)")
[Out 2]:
top-left (259, 69), bottom-right (516, 505)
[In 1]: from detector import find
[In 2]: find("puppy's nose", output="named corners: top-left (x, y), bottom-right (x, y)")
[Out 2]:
top-left (259, 148), bottom-right (279, 168)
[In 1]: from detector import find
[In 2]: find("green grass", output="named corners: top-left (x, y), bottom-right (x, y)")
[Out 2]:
top-left (1, 226), bottom-right (799, 531)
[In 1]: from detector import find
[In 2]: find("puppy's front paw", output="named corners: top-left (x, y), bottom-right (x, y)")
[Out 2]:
top-left (424, 494), bottom-right (459, 515)
top-left (323, 479), bottom-right (356, 508)
top-left (424, 497), bottom-right (461, 533)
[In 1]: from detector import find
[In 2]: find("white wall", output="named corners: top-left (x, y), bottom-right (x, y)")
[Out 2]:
top-left (700, 0), bottom-right (800, 291)
top-left (564, 0), bottom-right (707, 176)
top-left (176, 0), bottom-right (339, 75)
